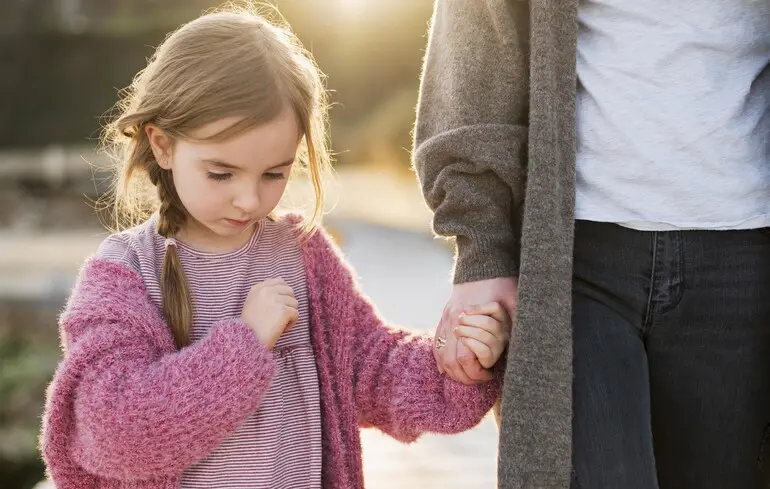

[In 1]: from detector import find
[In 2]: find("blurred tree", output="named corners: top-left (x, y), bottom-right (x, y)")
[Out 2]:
top-left (0, 1), bottom-right (434, 163)
top-left (0, 0), bottom-right (49, 147)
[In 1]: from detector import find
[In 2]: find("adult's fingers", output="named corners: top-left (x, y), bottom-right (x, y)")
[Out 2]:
top-left (442, 318), bottom-right (478, 384)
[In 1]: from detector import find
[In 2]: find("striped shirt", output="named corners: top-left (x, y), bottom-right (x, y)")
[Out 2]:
top-left (96, 214), bottom-right (323, 488)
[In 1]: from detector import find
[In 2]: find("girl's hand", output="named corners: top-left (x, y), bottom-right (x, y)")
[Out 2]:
top-left (241, 278), bottom-right (298, 349)
top-left (452, 302), bottom-right (511, 369)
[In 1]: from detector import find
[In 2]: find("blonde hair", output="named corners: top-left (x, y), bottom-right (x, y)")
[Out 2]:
top-left (100, 4), bottom-right (330, 348)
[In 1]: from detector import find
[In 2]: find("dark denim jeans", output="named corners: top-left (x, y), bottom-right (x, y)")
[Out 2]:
top-left (570, 220), bottom-right (770, 489)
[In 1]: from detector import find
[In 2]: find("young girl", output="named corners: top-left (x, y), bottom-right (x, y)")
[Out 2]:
top-left (40, 7), bottom-right (509, 489)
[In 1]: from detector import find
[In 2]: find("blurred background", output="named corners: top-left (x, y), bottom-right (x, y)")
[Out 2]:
top-left (0, 1), bottom-right (499, 488)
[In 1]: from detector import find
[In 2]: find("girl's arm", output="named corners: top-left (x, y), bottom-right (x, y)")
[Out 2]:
top-left (307, 230), bottom-right (502, 443)
top-left (42, 259), bottom-right (276, 480)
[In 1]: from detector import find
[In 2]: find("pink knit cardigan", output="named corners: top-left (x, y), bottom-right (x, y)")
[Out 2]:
top-left (40, 221), bottom-right (501, 488)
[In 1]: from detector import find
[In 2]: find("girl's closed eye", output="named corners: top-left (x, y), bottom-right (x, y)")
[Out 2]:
top-left (207, 172), bottom-right (232, 181)
top-left (264, 171), bottom-right (287, 181)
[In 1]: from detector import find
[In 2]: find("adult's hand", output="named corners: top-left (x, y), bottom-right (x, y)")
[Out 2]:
top-left (433, 277), bottom-right (518, 384)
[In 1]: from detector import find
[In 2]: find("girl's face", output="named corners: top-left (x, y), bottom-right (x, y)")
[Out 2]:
top-left (147, 108), bottom-right (299, 252)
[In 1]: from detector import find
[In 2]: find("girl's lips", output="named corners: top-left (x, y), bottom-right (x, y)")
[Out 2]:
top-left (225, 218), bottom-right (250, 227)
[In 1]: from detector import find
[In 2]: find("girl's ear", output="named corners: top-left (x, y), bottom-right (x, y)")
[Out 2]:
top-left (146, 124), bottom-right (173, 169)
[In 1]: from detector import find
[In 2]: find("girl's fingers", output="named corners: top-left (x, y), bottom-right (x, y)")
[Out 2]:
top-left (463, 302), bottom-right (510, 323)
top-left (287, 305), bottom-right (299, 323)
top-left (271, 285), bottom-right (296, 298)
top-left (278, 295), bottom-right (299, 310)
top-left (457, 313), bottom-right (500, 335)
top-left (455, 326), bottom-right (506, 368)
top-left (454, 325), bottom-right (498, 346)
top-left (457, 315), bottom-right (510, 350)
top-left (261, 277), bottom-right (287, 286)
top-left (459, 337), bottom-right (496, 369)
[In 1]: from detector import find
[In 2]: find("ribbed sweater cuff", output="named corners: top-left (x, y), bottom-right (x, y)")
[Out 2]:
top-left (452, 235), bottom-right (518, 284)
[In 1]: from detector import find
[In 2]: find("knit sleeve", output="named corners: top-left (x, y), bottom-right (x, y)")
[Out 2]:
top-left (307, 229), bottom-right (501, 443)
top-left (41, 259), bottom-right (277, 481)
top-left (413, 0), bottom-right (530, 283)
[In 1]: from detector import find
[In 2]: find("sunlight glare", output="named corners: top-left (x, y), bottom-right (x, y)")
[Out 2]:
top-left (336, 0), bottom-right (367, 16)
